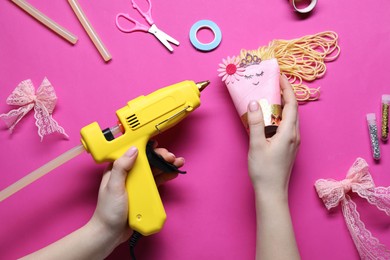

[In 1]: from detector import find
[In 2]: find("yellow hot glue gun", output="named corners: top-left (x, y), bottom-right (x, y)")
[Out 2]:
top-left (80, 80), bottom-right (209, 236)
top-left (0, 80), bottom-right (209, 237)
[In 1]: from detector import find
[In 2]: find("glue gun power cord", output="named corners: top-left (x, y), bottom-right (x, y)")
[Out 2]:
top-left (128, 141), bottom-right (189, 259)
top-left (129, 231), bottom-right (142, 260)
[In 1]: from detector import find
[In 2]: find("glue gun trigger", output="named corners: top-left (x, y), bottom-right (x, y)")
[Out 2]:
top-left (146, 141), bottom-right (186, 174)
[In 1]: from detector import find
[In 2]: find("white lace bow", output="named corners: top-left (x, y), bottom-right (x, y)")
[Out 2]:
top-left (0, 78), bottom-right (68, 141)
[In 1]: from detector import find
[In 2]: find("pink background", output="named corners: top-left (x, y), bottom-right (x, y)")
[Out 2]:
top-left (1, 0), bottom-right (390, 259)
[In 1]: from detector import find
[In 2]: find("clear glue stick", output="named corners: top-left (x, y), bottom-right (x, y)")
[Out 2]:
top-left (381, 94), bottom-right (390, 142)
top-left (367, 113), bottom-right (381, 160)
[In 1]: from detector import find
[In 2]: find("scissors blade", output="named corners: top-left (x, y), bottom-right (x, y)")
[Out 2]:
top-left (148, 24), bottom-right (179, 52)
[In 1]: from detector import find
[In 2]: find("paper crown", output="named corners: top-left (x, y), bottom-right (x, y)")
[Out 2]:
top-left (239, 53), bottom-right (262, 68)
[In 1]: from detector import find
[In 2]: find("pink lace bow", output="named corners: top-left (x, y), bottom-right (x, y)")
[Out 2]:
top-left (315, 158), bottom-right (390, 259)
top-left (0, 78), bottom-right (68, 141)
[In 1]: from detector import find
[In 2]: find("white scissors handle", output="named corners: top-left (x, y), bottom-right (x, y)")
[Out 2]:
top-left (148, 24), bottom-right (180, 52)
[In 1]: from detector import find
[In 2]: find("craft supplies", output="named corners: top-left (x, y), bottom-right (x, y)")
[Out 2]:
top-left (218, 31), bottom-right (340, 135)
top-left (290, 0), bottom-right (317, 14)
top-left (238, 31), bottom-right (340, 102)
top-left (315, 158), bottom-right (390, 259)
top-left (0, 80), bottom-right (209, 237)
top-left (68, 0), bottom-right (112, 62)
top-left (115, 0), bottom-right (179, 52)
top-left (11, 0), bottom-right (112, 60)
top-left (0, 78), bottom-right (68, 141)
top-left (366, 113), bottom-right (381, 160)
top-left (189, 20), bottom-right (222, 52)
top-left (218, 56), bottom-right (282, 137)
top-left (381, 94), bottom-right (390, 142)
top-left (11, 0), bottom-right (78, 44)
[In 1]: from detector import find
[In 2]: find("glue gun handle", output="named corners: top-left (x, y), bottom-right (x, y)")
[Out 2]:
top-left (126, 140), bottom-right (166, 236)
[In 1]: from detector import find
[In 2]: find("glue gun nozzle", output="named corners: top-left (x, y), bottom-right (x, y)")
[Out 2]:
top-left (196, 80), bottom-right (210, 92)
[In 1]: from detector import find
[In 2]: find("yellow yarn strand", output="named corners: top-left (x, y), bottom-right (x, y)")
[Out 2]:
top-left (239, 31), bottom-right (340, 102)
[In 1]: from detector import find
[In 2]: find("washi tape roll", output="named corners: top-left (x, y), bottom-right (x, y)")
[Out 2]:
top-left (189, 20), bottom-right (222, 52)
top-left (290, 0), bottom-right (317, 13)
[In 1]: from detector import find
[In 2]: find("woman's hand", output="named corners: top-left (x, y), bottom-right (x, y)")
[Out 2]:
top-left (247, 75), bottom-right (301, 260)
top-left (247, 74), bottom-right (300, 198)
top-left (89, 144), bottom-right (185, 252)
top-left (21, 144), bottom-right (184, 260)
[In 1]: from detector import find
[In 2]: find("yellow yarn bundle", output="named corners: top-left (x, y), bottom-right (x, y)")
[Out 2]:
top-left (239, 31), bottom-right (341, 101)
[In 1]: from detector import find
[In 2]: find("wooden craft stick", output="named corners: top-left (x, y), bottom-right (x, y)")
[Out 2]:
top-left (11, 0), bottom-right (78, 44)
top-left (68, 0), bottom-right (112, 62)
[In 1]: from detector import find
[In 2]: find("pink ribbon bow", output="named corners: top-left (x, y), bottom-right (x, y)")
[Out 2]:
top-left (0, 78), bottom-right (68, 141)
top-left (315, 158), bottom-right (390, 259)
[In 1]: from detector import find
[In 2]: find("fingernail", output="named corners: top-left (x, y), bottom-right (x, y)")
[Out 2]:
top-left (125, 147), bottom-right (138, 157)
top-left (249, 100), bottom-right (260, 112)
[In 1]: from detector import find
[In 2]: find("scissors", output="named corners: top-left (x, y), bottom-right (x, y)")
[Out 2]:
top-left (115, 0), bottom-right (180, 52)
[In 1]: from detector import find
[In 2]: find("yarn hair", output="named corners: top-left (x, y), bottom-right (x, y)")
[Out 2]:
top-left (239, 31), bottom-right (341, 102)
